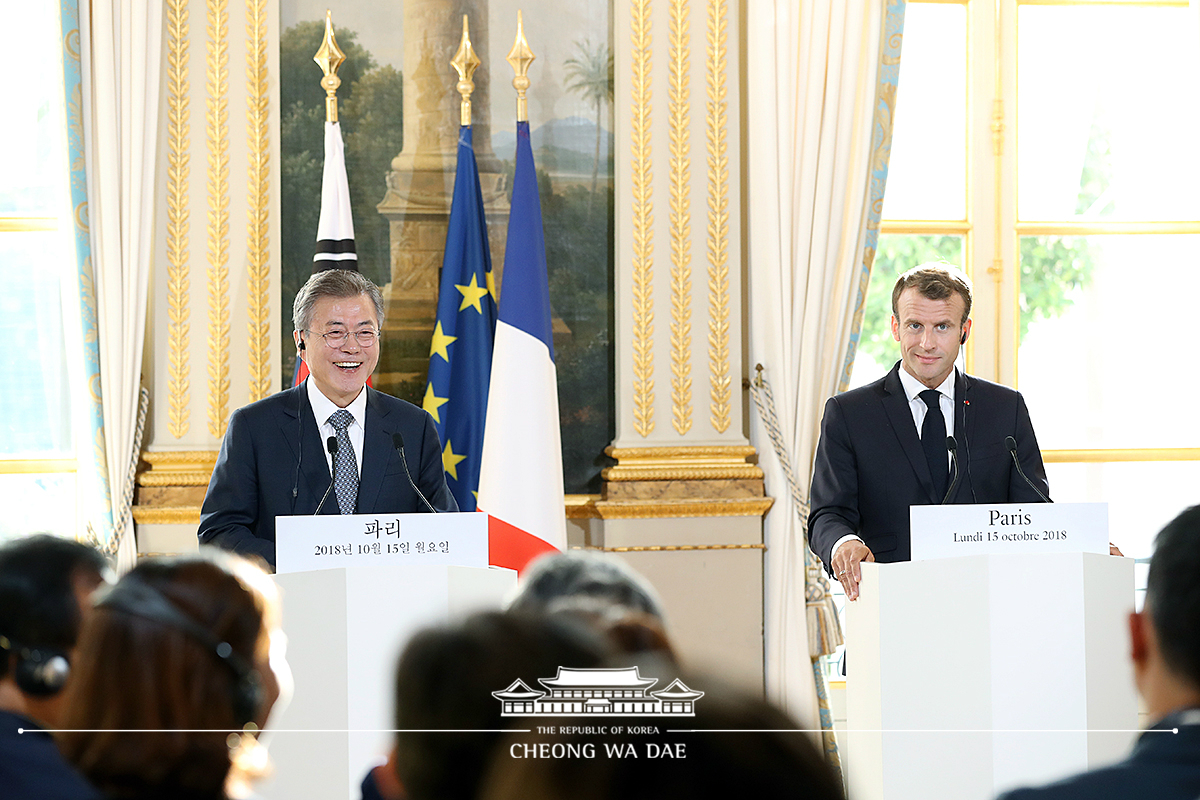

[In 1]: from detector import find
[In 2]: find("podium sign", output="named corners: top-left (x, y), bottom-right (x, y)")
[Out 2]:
top-left (274, 512), bottom-right (489, 574)
top-left (910, 502), bottom-right (1108, 562)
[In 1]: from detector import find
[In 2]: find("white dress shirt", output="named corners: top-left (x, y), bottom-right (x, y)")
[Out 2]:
top-left (306, 378), bottom-right (367, 478)
top-left (831, 367), bottom-right (958, 562)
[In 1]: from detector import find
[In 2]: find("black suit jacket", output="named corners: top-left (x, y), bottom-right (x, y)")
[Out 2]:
top-left (808, 363), bottom-right (1049, 574)
top-left (995, 712), bottom-right (1200, 800)
top-left (198, 384), bottom-right (457, 568)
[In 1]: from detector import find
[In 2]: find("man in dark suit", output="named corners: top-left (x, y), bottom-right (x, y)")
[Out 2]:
top-left (199, 270), bottom-right (456, 570)
top-left (996, 505), bottom-right (1200, 800)
top-left (809, 264), bottom-right (1050, 600)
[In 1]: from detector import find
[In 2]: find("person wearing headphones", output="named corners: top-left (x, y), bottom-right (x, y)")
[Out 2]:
top-left (0, 534), bottom-right (109, 800)
top-left (57, 550), bottom-right (290, 800)
top-left (808, 264), bottom-right (1052, 601)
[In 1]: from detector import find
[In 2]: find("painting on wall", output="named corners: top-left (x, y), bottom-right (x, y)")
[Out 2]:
top-left (278, 0), bottom-right (614, 493)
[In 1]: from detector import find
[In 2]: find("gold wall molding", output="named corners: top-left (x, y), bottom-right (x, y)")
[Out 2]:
top-left (132, 506), bottom-right (202, 525)
top-left (1042, 448), bottom-right (1200, 464)
top-left (206, 0), bottom-right (231, 437)
top-left (668, 0), bottom-right (693, 435)
top-left (631, 0), bottom-right (655, 438)
top-left (603, 445), bottom-right (762, 481)
top-left (166, 0), bottom-right (191, 439)
top-left (137, 450), bottom-right (219, 486)
top-left (245, 0), bottom-right (271, 402)
top-left (592, 497), bottom-right (773, 519)
top-left (704, 0), bottom-right (730, 434)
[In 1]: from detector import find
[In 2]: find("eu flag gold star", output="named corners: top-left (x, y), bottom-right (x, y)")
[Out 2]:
top-left (429, 321), bottom-right (457, 362)
top-left (486, 270), bottom-right (498, 303)
top-left (455, 274), bottom-right (490, 314)
top-left (422, 384), bottom-right (449, 424)
top-left (442, 440), bottom-right (467, 481)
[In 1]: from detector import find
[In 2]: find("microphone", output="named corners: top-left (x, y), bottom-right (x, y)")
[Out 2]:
top-left (392, 432), bottom-right (438, 513)
top-left (942, 436), bottom-right (961, 504)
top-left (314, 436), bottom-right (339, 514)
top-left (1006, 435), bottom-right (1051, 503)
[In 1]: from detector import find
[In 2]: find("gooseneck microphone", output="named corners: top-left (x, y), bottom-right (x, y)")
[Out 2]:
top-left (1006, 435), bottom-right (1051, 503)
top-left (314, 436), bottom-right (339, 514)
top-left (392, 432), bottom-right (438, 513)
top-left (942, 436), bottom-right (961, 504)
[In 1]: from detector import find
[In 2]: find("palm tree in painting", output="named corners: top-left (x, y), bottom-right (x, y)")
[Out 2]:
top-left (564, 40), bottom-right (613, 195)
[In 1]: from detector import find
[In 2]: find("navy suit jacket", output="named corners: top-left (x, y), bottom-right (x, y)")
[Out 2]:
top-left (808, 363), bottom-right (1049, 574)
top-left (198, 383), bottom-right (457, 568)
top-left (995, 712), bottom-right (1200, 800)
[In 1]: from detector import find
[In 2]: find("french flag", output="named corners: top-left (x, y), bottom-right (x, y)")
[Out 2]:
top-left (477, 121), bottom-right (566, 571)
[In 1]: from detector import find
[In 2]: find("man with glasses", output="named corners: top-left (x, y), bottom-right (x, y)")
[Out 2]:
top-left (199, 269), bottom-right (457, 570)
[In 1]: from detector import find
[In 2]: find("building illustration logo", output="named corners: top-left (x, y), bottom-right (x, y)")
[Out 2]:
top-left (492, 666), bottom-right (704, 717)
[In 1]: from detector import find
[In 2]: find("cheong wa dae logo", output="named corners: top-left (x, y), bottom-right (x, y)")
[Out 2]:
top-left (492, 666), bottom-right (704, 717)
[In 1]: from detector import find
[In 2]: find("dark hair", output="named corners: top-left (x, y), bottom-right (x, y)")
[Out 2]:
top-left (58, 551), bottom-right (277, 800)
top-left (508, 552), bottom-right (666, 623)
top-left (891, 263), bottom-right (973, 325)
top-left (480, 671), bottom-right (844, 800)
top-left (292, 268), bottom-right (385, 332)
top-left (1146, 505), bottom-right (1200, 689)
top-left (394, 611), bottom-right (610, 800)
top-left (0, 534), bottom-right (107, 678)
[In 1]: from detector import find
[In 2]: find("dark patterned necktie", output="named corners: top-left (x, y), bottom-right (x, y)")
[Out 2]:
top-left (920, 389), bottom-right (947, 500)
top-left (328, 410), bottom-right (358, 515)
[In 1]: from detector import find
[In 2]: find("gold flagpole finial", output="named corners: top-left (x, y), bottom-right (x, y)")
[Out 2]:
top-left (314, 10), bottom-right (347, 123)
top-left (451, 15), bottom-right (481, 127)
top-left (506, 10), bottom-right (535, 123)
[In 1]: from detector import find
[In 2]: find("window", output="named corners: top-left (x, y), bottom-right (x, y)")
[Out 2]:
top-left (0, 3), bottom-right (78, 542)
top-left (828, 0), bottom-right (1197, 674)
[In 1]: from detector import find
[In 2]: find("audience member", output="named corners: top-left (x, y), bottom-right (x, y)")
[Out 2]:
top-left (392, 611), bottom-right (610, 800)
top-left (0, 534), bottom-right (108, 800)
top-left (507, 551), bottom-right (666, 622)
top-left (479, 670), bottom-right (844, 800)
top-left (58, 551), bottom-right (287, 800)
top-left (997, 504), bottom-right (1200, 799)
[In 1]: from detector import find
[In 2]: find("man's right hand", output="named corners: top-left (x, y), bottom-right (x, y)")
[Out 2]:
top-left (831, 541), bottom-right (875, 602)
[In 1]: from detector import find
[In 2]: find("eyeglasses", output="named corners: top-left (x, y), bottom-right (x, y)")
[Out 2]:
top-left (304, 329), bottom-right (378, 348)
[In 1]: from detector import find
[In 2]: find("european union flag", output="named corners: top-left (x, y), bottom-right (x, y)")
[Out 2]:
top-left (424, 126), bottom-right (496, 511)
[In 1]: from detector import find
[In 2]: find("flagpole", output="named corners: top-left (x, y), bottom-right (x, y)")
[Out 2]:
top-left (506, 10), bottom-right (535, 124)
top-left (313, 10), bottom-right (346, 123)
top-left (451, 16), bottom-right (481, 127)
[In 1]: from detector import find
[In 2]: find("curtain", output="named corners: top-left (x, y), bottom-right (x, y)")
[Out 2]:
top-left (61, 0), bottom-right (162, 571)
top-left (746, 0), bottom-right (906, 761)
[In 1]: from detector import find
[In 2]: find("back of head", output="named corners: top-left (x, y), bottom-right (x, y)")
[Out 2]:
top-left (292, 268), bottom-right (385, 331)
top-left (481, 671), bottom-right (843, 800)
top-left (1145, 505), bottom-right (1200, 689)
top-left (891, 263), bottom-right (973, 324)
top-left (394, 611), bottom-right (610, 800)
top-left (0, 534), bottom-right (107, 693)
top-left (508, 551), bottom-right (666, 623)
top-left (58, 550), bottom-right (277, 800)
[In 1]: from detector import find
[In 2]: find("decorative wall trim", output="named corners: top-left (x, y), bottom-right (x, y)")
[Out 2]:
top-left (136, 450), bottom-right (218, 486)
top-left (245, 0), bottom-right (271, 401)
top-left (704, 0), bottom-right (730, 434)
top-left (132, 506), bottom-right (202, 525)
top-left (593, 497), bottom-right (773, 519)
top-left (631, 0), bottom-right (655, 437)
top-left (603, 445), bottom-right (763, 481)
top-left (206, 0), bottom-right (231, 436)
top-left (166, 0), bottom-right (191, 438)
top-left (668, 0), bottom-right (693, 435)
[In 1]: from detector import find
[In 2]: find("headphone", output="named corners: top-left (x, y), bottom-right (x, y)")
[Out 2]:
top-left (0, 635), bottom-right (71, 696)
top-left (97, 579), bottom-right (265, 729)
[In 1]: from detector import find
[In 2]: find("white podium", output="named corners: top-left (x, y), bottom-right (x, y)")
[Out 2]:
top-left (256, 514), bottom-right (518, 800)
top-left (846, 552), bottom-right (1137, 800)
